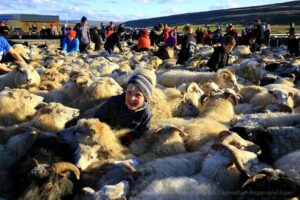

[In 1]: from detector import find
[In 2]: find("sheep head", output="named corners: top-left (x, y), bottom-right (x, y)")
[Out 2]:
top-left (32, 102), bottom-right (80, 132)
top-left (74, 144), bottom-right (100, 170)
top-left (217, 130), bottom-right (261, 154)
top-left (13, 62), bottom-right (41, 88)
top-left (268, 88), bottom-right (294, 106)
top-left (240, 168), bottom-right (300, 199)
top-left (20, 161), bottom-right (79, 200)
top-left (214, 69), bottom-right (238, 91)
top-left (150, 125), bottom-right (188, 156)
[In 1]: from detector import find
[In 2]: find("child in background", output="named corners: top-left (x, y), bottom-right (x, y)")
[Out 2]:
top-left (176, 24), bottom-right (196, 64)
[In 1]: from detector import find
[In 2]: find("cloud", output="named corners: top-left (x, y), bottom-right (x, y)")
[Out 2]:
top-left (135, 0), bottom-right (150, 4)
top-left (162, 7), bottom-right (182, 15)
top-left (210, 0), bottom-right (240, 10)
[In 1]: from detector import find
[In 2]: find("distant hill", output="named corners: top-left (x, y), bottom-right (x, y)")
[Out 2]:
top-left (125, 1), bottom-right (300, 27)
top-left (60, 20), bottom-right (120, 27)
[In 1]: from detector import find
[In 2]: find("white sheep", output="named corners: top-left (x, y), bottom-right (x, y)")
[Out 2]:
top-left (68, 77), bottom-right (123, 112)
top-left (157, 69), bottom-right (238, 91)
top-left (274, 150), bottom-right (300, 185)
top-left (0, 63), bottom-right (41, 90)
top-left (0, 88), bottom-right (44, 126)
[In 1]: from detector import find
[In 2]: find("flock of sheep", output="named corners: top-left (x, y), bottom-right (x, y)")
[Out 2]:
top-left (0, 41), bottom-right (300, 200)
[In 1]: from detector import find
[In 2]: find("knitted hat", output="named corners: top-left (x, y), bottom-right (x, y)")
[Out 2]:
top-left (81, 16), bottom-right (87, 22)
top-left (68, 30), bottom-right (76, 38)
top-left (128, 74), bottom-right (153, 102)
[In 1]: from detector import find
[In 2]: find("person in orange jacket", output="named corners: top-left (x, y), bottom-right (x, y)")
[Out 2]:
top-left (138, 28), bottom-right (151, 52)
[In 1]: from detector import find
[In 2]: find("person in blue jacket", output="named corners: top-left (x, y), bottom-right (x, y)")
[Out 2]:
top-left (65, 74), bottom-right (153, 146)
top-left (0, 36), bottom-right (26, 63)
top-left (61, 30), bottom-right (79, 54)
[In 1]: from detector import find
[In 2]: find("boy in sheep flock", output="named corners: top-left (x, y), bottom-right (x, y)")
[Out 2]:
top-left (206, 36), bottom-right (236, 72)
top-left (94, 74), bottom-right (152, 145)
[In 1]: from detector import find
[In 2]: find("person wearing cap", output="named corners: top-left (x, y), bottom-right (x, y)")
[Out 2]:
top-left (176, 24), bottom-right (197, 64)
top-left (74, 16), bottom-right (91, 52)
top-left (104, 26), bottom-right (126, 54)
top-left (137, 28), bottom-right (150, 52)
top-left (61, 30), bottom-right (79, 54)
top-left (0, 36), bottom-right (26, 63)
top-left (93, 74), bottom-right (153, 145)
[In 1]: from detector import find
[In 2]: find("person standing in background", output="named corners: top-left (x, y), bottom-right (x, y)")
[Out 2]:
top-left (176, 24), bottom-right (196, 64)
top-left (0, 21), bottom-right (9, 35)
top-left (74, 16), bottom-right (91, 53)
top-left (252, 19), bottom-right (264, 46)
top-left (137, 28), bottom-right (151, 52)
top-left (263, 24), bottom-right (271, 46)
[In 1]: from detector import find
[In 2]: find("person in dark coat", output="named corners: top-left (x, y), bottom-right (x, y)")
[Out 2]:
top-left (287, 34), bottom-right (299, 57)
top-left (104, 26), bottom-right (126, 54)
top-left (288, 22), bottom-right (295, 37)
top-left (249, 37), bottom-right (261, 53)
top-left (150, 23), bottom-right (163, 46)
top-left (176, 24), bottom-right (197, 64)
top-left (252, 19), bottom-right (264, 46)
top-left (206, 36), bottom-right (236, 71)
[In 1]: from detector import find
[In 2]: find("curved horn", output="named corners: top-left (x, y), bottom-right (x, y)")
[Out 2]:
top-left (169, 126), bottom-right (189, 138)
top-left (200, 94), bottom-right (211, 105)
top-left (52, 162), bottom-right (80, 180)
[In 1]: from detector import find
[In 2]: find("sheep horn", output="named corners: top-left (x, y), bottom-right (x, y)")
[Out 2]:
top-left (200, 94), bottom-right (211, 105)
top-left (186, 82), bottom-right (201, 94)
top-left (170, 126), bottom-right (189, 138)
top-left (52, 162), bottom-right (80, 180)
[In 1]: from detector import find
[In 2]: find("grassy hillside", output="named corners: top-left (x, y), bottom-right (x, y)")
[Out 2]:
top-left (125, 1), bottom-right (300, 27)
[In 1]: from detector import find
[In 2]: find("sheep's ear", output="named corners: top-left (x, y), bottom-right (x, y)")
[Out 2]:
top-left (241, 173), bottom-right (267, 188)
top-left (170, 126), bottom-right (188, 138)
top-left (35, 102), bottom-right (48, 110)
top-left (268, 89), bottom-right (276, 97)
top-left (219, 70), bottom-right (231, 79)
top-left (200, 94), bottom-right (211, 105)
top-left (288, 92), bottom-right (294, 97)
top-left (218, 130), bottom-right (232, 140)
top-left (225, 93), bottom-right (238, 106)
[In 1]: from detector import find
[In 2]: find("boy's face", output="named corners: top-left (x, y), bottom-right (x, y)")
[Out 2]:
top-left (125, 83), bottom-right (145, 110)
top-left (223, 43), bottom-right (235, 53)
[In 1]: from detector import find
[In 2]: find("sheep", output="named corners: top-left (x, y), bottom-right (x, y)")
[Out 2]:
top-left (75, 160), bottom-right (138, 200)
top-left (58, 119), bottom-right (130, 170)
top-left (131, 175), bottom-right (225, 200)
top-left (150, 88), bottom-right (173, 124)
top-left (250, 88), bottom-right (294, 109)
top-left (17, 161), bottom-right (80, 200)
top-left (29, 102), bottom-right (80, 132)
top-left (157, 69), bottom-right (238, 91)
top-left (0, 62), bottom-right (41, 90)
top-left (226, 59), bottom-right (266, 85)
top-left (0, 88), bottom-right (44, 126)
top-left (68, 77), bottom-right (123, 112)
top-left (0, 128), bottom-right (38, 170)
top-left (231, 113), bottom-right (300, 129)
top-left (274, 150), bottom-right (300, 186)
top-left (130, 151), bottom-right (206, 197)
top-left (163, 87), bottom-right (200, 118)
top-left (75, 181), bottom-right (130, 200)
top-left (231, 126), bottom-right (300, 164)
top-left (129, 125), bottom-right (189, 160)
top-left (0, 132), bottom-right (79, 199)
top-left (265, 83), bottom-right (300, 107)
top-left (132, 133), bottom-right (265, 200)
top-left (198, 90), bottom-right (238, 124)
top-left (237, 168), bottom-right (300, 199)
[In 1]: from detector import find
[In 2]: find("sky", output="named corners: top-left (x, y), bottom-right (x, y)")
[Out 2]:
top-left (0, 0), bottom-right (295, 22)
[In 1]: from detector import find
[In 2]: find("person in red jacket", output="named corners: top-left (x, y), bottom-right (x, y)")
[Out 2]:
top-left (138, 28), bottom-right (151, 52)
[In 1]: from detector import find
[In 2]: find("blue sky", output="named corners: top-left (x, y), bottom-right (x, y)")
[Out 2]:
top-left (0, 0), bottom-right (295, 22)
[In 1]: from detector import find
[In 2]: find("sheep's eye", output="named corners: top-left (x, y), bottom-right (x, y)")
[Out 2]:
top-left (90, 156), bottom-right (94, 159)
top-left (24, 95), bottom-right (32, 100)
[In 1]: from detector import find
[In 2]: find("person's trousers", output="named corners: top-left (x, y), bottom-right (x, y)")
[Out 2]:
top-left (79, 43), bottom-right (88, 53)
